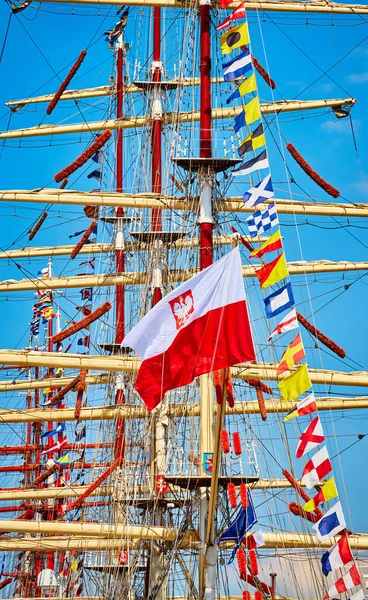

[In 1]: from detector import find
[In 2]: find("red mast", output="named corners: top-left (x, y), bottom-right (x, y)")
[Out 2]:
top-left (115, 38), bottom-right (125, 344)
top-left (114, 35), bottom-right (126, 462)
top-left (199, 0), bottom-right (213, 270)
top-left (152, 6), bottom-right (163, 308)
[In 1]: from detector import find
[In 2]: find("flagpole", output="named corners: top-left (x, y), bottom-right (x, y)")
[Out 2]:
top-left (198, 1), bottom-right (216, 597)
top-left (147, 10), bottom-right (168, 598)
top-left (113, 35), bottom-right (127, 470)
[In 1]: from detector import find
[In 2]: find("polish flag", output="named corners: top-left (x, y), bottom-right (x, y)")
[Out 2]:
top-left (122, 248), bottom-right (255, 410)
top-left (296, 416), bottom-right (324, 458)
top-left (323, 564), bottom-right (361, 600)
top-left (302, 446), bottom-right (332, 488)
top-left (216, 3), bottom-right (247, 31)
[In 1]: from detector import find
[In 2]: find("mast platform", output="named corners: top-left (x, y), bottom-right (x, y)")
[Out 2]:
top-left (172, 157), bottom-right (242, 173)
top-left (165, 474), bottom-right (259, 490)
top-left (130, 231), bottom-right (187, 243)
top-left (133, 80), bottom-right (183, 91)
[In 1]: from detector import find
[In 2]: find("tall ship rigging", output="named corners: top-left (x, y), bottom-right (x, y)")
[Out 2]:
top-left (0, 0), bottom-right (367, 598)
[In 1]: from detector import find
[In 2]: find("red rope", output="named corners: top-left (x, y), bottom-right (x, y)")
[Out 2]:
top-left (237, 549), bottom-right (247, 579)
top-left (214, 370), bottom-right (223, 404)
top-left (227, 482), bottom-right (237, 508)
top-left (33, 464), bottom-right (58, 487)
top-left (50, 302), bottom-right (111, 345)
top-left (70, 221), bottom-right (97, 259)
top-left (232, 432), bottom-right (242, 456)
top-left (282, 468), bottom-right (323, 519)
top-left (28, 211), bottom-right (48, 241)
top-left (54, 130), bottom-right (112, 183)
top-left (240, 483), bottom-right (248, 508)
top-left (48, 374), bottom-right (81, 406)
top-left (84, 205), bottom-right (99, 219)
top-left (297, 311), bottom-right (346, 359)
top-left (230, 226), bottom-right (254, 252)
top-left (220, 429), bottom-right (231, 454)
top-left (244, 574), bottom-right (271, 595)
top-left (256, 388), bottom-right (267, 421)
top-left (247, 379), bottom-right (273, 395)
top-left (242, 592), bottom-right (251, 600)
top-left (47, 50), bottom-right (87, 115)
top-left (66, 454), bottom-right (124, 512)
top-left (286, 142), bottom-right (340, 198)
top-left (255, 591), bottom-right (264, 600)
top-left (252, 55), bottom-right (276, 89)
top-left (289, 501), bottom-right (319, 523)
top-left (75, 370), bottom-right (87, 421)
top-left (226, 371), bottom-right (235, 408)
top-left (249, 549), bottom-right (259, 576)
top-left (0, 579), bottom-right (12, 590)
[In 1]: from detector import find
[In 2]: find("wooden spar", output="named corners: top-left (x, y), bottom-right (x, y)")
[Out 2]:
top-left (0, 396), bottom-right (367, 422)
top-left (1, 352), bottom-right (368, 387)
top-left (5, 78), bottom-right (225, 108)
top-left (0, 520), bottom-right (198, 545)
top-left (1, 259), bottom-right (368, 292)
top-left (0, 531), bottom-right (367, 552)
top-left (1, 190), bottom-right (368, 219)
top-left (0, 243), bottom-right (112, 259)
top-left (0, 98), bottom-right (356, 139)
top-left (0, 374), bottom-right (108, 392)
top-left (206, 370), bottom-right (227, 545)
top-left (26, 0), bottom-right (368, 13)
top-left (0, 236), bottom-right (253, 260)
top-left (0, 479), bottom-right (325, 502)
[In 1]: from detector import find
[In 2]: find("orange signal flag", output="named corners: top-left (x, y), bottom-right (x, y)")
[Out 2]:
top-left (255, 253), bottom-right (288, 289)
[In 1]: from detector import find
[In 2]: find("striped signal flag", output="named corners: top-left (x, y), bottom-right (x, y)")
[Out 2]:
top-left (249, 229), bottom-right (283, 260)
top-left (216, 3), bottom-right (246, 31)
top-left (277, 333), bottom-right (306, 375)
top-left (283, 392), bottom-right (317, 422)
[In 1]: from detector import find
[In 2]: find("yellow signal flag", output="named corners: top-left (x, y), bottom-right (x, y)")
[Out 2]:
top-left (278, 363), bottom-right (312, 402)
top-left (255, 252), bottom-right (288, 289)
top-left (220, 22), bottom-right (250, 55)
top-left (244, 96), bottom-right (261, 126)
top-left (303, 477), bottom-right (338, 512)
top-left (71, 559), bottom-right (79, 571)
top-left (238, 73), bottom-right (257, 96)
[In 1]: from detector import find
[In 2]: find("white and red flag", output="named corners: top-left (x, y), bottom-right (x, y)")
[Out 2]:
top-left (122, 248), bottom-right (255, 410)
top-left (40, 437), bottom-right (67, 456)
top-left (321, 534), bottom-right (354, 576)
top-left (267, 308), bottom-right (298, 342)
top-left (302, 445), bottom-right (332, 488)
top-left (296, 415), bottom-right (324, 458)
top-left (216, 3), bottom-right (247, 31)
top-left (323, 564), bottom-right (361, 600)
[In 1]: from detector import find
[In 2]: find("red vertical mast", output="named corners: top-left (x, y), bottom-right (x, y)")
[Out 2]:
top-left (152, 7), bottom-right (163, 307)
top-left (199, 0), bottom-right (213, 270)
top-left (115, 39), bottom-right (125, 344)
top-left (114, 36), bottom-right (126, 461)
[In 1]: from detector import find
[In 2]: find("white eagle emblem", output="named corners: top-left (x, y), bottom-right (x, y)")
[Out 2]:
top-left (169, 289), bottom-right (194, 330)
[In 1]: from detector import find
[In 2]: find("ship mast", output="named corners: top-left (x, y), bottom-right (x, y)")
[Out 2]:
top-left (198, 1), bottom-right (217, 596)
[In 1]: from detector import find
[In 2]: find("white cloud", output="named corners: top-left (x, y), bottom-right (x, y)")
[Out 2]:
top-left (319, 119), bottom-right (360, 135)
top-left (319, 83), bottom-right (335, 92)
top-left (347, 72), bottom-right (368, 83)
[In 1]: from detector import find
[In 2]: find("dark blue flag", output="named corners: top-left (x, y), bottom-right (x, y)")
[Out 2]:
top-left (218, 489), bottom-right (257, 563)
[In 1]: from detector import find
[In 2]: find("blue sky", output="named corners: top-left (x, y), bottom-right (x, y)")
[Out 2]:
top-left (0, 0), bottom-right (367, 555)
